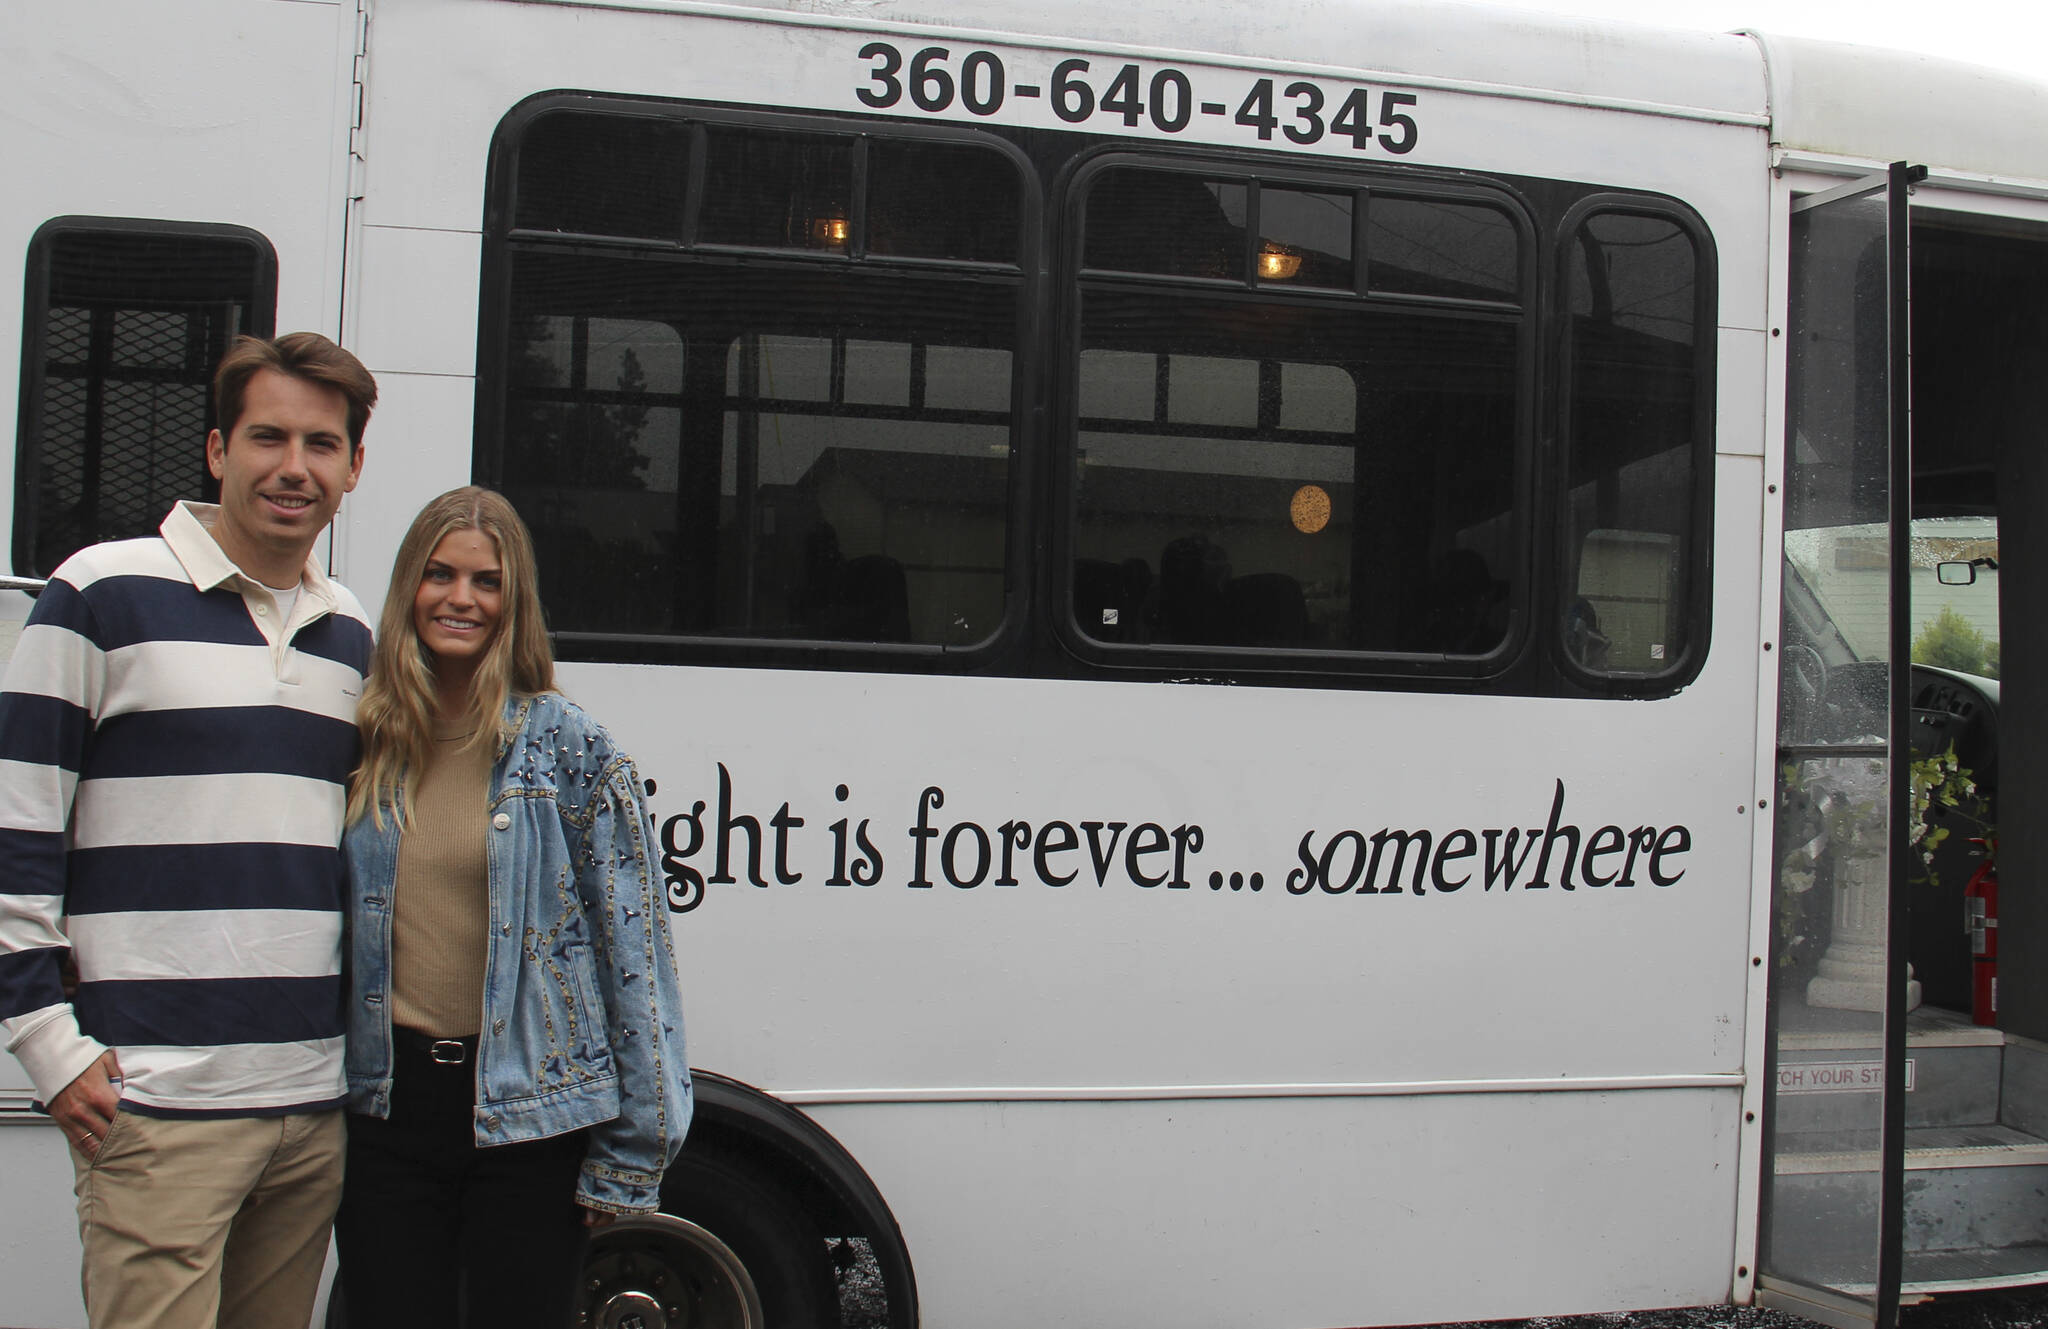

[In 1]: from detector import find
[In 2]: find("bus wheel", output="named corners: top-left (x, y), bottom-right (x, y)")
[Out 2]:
top-left (579, 1210), bottom-right (764, 1329)
top-left (577, 1148), bottom-right (838, 1328)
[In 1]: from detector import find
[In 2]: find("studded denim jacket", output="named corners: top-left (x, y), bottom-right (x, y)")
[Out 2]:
top-left (343, 691), bottom-right (691, 1213)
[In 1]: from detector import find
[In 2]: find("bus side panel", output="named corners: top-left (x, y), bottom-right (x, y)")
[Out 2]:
top-left (562, 400), bottom-right (1768, 1089)
top-left (812, 1090), bottom-right (1743, 1327)
top-left (0, 0), bottom-right (359, 558)
top-left (333, 211), bottom-right (482, 616)
top-left (355, 1), bottom-right (1778, 1322)
top-left (537, 439), bottom-right (1767, 1320)
top-left (0, 1133), bottom-right (95, 1329)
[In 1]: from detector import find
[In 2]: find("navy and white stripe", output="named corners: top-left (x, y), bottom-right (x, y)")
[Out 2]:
top-left (0, 503), bottom-right (370, 1117)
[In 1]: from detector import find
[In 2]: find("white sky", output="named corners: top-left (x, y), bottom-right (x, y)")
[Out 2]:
top-left (1469, 0), bottom-right (2048, 81)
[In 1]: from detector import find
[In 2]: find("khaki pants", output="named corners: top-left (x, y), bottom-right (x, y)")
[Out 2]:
top-left (72, 1109), bottom-right (344, 1329)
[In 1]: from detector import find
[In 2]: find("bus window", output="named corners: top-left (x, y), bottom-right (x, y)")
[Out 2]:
top-left (1069, 164), bottom-right (1527, 662)
top-left (1559, 207), bottom-right (1712, 681)
top-left (14, 218), bottom-right (275, 577)
top-left (1256, 188), bottom-right (1354, 292)
top-left (698, 127), bottom-right (856, 252)
top-left (514, 110), bottom-right (690, 241)
top-left (485, 103), bottom-right (1027, 654)
top-left (867, 139), bottom-right (1022, 263)
top-left (1084, 171), bottom-right (1249, 281)
top-left (1368, 196), bottom-right (1520, 301)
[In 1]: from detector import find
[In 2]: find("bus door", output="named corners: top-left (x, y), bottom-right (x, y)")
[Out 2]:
top-left (1759, 163), bottom-right (1918, 1329)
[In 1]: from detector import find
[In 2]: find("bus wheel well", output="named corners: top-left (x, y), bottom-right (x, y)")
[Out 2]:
top-left (680, 1070), bottom-right (919, 1329)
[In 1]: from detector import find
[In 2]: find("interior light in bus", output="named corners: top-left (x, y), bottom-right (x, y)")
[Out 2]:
top-left (1290, 483), bottom-right (1331, 533)
top-left (811, 215), bottom-right (851, 247)
top-left (1258, 243), bottom-right (1302, 279)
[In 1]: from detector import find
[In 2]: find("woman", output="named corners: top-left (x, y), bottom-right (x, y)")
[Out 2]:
top-left (336, 487), bottom-right (690, 1327)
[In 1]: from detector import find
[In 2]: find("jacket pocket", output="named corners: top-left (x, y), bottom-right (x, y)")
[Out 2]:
top-left (529, 911), bottom-right (614, 1085)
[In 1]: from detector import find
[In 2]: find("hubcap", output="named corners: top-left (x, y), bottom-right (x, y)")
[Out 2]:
top-left (576, 1214), bottom-right (764, 1329)
top-left (599, 1289), bottom-right (666, 1329)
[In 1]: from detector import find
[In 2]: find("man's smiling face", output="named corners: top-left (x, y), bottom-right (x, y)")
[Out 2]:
top-left (205, 368), bottom-right (363, 584)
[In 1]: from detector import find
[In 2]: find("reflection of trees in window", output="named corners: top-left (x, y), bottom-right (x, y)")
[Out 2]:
top-left (504, 316), bottom-right (655, 490)
top-left (489, 110), bottom-right (1024, 649)
top-left (501, 313), bottom-right (673, 636)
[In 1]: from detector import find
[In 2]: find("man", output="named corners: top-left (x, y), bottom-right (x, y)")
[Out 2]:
top-left (0, 333), bottom-right (377, 1329)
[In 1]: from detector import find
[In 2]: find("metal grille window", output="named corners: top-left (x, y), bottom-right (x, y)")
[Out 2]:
top-left (14, 219), bottom-right (276, 576)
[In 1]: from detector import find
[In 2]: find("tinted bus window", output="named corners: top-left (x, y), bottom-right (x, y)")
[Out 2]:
top-left (485, 102), bottom-right (1712, 695)
top-left (489, 106), bottom-right (1026, 652)
top-left (1070, 166), bottom-right (1527, 662)
top-left (1560, 207), bottom-right (1711, 680)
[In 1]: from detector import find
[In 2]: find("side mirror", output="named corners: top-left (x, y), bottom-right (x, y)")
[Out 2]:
top-left (1935, 556), bottom-right (1998, 587)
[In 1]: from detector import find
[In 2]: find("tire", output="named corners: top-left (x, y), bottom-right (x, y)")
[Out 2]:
top-left (578, 1149), bottom-right (838, 1329)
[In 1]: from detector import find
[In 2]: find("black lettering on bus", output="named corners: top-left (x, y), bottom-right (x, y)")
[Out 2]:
top-left (1579, 825), bottom-right (1626, 886)
top-left (1649, 825), bottom-right (1692, 885)
top-left (661, 800), bottom-right (708, 911)
top-left (709, 763), bottom-right (768, 888)
top-left (1483, 828), bottom-right (1539, 891)
top-left (909, 785), bottom-right (945, 887)
top-left (943, 821), bottom-right (992, 887)
top-left (1125, 822), bottom-right (1170, 886)
top-left (770, 802), bottom-right (804, 884)
top-left (1432, 828), bottom-right (1477, 892)
top-left (995, 819), bottom-right (1033, 885)
top-left (1035, 820), bottom-right (1081, 886)
top-left (1529, 779), bottom-right (1579, 890)
top-left (1080, 821), bottom-right (1127, 886)
top-left (1319, 829), bottom-right (1367, 894)
top-left (1168, 823), bottom-right (1204, 887)
top-left (1368, 827), bottom-right (1432, 894)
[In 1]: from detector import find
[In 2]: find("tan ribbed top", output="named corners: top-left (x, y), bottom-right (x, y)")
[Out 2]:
top-left (390, 722), bottom-right (494, 1038)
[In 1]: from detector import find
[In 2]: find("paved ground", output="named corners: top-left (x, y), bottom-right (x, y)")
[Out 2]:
top-left (831, 1236), bottom-right (2048, 1329)
top-left (1481, 1288), bottom-right (2048, 1329)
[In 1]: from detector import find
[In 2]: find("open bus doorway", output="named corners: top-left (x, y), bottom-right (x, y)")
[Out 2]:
top-left (1763, 193), bottom-right (2048, 1321)
top-left (1906, 218), bottom-right (2048, 1044)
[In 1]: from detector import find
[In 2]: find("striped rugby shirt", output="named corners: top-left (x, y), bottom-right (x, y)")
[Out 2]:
top-left (0, 501), bottom-right (371, 1117)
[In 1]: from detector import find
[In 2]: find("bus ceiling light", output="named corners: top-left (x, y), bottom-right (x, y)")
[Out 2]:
top-left (1290, 483), bottom-right (1331, 534)
top-left (1259, 243), bottom-right (1302, 279)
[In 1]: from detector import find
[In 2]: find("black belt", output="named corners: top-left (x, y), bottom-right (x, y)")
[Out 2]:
top-left (394, 1026), bottom-right (480, 1067)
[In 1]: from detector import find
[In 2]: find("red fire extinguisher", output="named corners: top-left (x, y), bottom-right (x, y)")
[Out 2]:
top-left (1963, 838), bottom-right (1998, 1026)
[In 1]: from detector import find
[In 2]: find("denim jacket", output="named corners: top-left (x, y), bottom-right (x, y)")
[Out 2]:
top-left (344, 691), bottom-right (691, 1213)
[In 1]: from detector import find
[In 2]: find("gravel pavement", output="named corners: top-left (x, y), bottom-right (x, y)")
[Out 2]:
top-left (1471, 1289), bottom-right (2048, 1329)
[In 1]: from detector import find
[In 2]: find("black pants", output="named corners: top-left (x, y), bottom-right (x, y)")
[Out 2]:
top-left (335, 1030), bottom-right (591, 1329)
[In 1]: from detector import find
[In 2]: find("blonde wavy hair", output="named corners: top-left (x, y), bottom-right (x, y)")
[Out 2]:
top-left (349, 487), bottom-right (556, 827)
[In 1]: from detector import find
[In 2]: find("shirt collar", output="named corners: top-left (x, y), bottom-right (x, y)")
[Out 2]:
top-left (159, 500), bottom-right (341, 615)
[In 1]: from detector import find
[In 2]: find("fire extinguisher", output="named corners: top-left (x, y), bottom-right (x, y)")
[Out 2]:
top-left (1963, 838), bottom-right (1999, 1027)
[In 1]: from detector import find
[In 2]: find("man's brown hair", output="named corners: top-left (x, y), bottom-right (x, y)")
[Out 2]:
top-left (213, 333), bottom-right (378, 453)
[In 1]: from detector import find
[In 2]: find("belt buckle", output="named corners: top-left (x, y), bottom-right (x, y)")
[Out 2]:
top-left (429, 1040), bottom-right (467, 1066)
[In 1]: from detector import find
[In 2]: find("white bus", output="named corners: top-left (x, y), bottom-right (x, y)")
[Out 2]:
top-left (4, 3), bottom-right (2046, 1328)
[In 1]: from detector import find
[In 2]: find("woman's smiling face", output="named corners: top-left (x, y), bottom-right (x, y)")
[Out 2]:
top-left (413, 528), bottom-right (504, 680)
